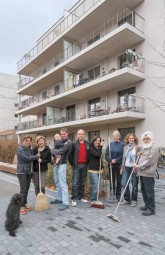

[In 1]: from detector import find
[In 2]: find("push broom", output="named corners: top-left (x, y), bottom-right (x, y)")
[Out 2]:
top-left (35, 155), bottom-right (50, 212)
top-left (91, 156), bottom-right (105, 209)
top-left (107, 156), bottom-right (140, 222)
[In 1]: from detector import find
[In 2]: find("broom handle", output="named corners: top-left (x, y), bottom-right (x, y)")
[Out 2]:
top-left (97, 155), bottom-right (102, 201)
top-left (38, 151), bottom-right (42, 193)
top-left (108, 137), bottom-right (113, 193)
top-left (113, 155), bottom-right (140, 216)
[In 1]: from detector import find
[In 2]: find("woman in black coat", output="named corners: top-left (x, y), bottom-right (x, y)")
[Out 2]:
top-left (32, 136), bottom-right (51, 196)
top-left (88, 136), bottom-right (104, 202)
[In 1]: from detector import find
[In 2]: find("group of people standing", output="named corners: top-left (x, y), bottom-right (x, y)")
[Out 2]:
top-left (16, 128), bottom-right (159, 217)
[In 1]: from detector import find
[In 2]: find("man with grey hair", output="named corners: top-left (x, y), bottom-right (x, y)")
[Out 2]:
top-left (69, 129), bottom-right (89, 207)
top-left (133, 131), bottom-right (159, 216)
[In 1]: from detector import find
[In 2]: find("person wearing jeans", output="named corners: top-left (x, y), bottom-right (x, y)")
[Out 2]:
top-left (88, 136), bottom-right (104, 202)
top-left (120, 133), bottom-right (141, 207)
top-left (105, 130), bottom-right (124, 201)
top-left (133, 131), bottom-right (159, 216)
top-left (51, 128), bottom-right (72, 211)
top-left (17, 136), bottom-right (39, 215)
top-left (69, 129), bottom-right (90, 207)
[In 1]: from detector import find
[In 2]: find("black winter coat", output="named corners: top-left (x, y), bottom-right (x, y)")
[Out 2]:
top-left (88, 145), bottom-right (103, 170)
top-left (33, 146), bottom-right (51, 172)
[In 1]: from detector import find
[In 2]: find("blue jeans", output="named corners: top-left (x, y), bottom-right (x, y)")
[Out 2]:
top-left (53, 164), bottom-right (69, 205)
top-left (122, 166), bottom-right (138, 202)
top-left (89, 173), bottom-right (99, 201)
top-left (71, 164), bottom-right (87, 200)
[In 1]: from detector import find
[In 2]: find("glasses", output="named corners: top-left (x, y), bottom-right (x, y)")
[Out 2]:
top-left (143, 138), bottom-right (150, 140)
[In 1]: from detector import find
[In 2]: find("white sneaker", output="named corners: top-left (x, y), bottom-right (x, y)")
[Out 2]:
top-left (80, 198), bottom-right (88, 203)
top-left (72, 200), bottom-right (77, 207)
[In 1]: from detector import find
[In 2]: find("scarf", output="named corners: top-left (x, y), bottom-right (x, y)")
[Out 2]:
top-left (125, 143), bottom-right (136, 166)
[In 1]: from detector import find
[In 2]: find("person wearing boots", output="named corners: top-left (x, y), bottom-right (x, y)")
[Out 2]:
top-left (105, 130), bottom-right (124, 201)
top-left (133, 131), bottom-right (159, 216)
top-left (69, 129), bottom-right (90, 207)
top-left (120, 133), bottom-right (141, 207)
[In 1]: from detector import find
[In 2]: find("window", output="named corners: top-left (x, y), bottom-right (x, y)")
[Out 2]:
top-left (54, 85), bottom-right (60, 95)
top-left (88, 97), bottom-right (101, 117)
top-left (118, 12), bottom-right (133, 27)
top-left (68, 133), bottom-right (75, 141)
top-left (88, 131), bottom-right (100, 142)
top-left (15, 103), bottom-right (18, 107)
top-left (66, 104), bottom-right (75, 121)
top-left (54, 61), bottom-right (59, 67)
top-left (118, 87), bottom-right (136, 110)
top-left (87, 34), bottom-right (100, 46)
top-left (88, 66), bottom-right (100, 81)
top-left (118, 50), bottom-right (135, 69)
top-left (14, 114), bottom-right (18, 118)
top-left (118, 127), bottom-right (135, 141)
top-left (42, 91), bottom-right (47, 100)
top-left (42, 113), bottom-right (47, 125)
top-left (42, 69), bottom-right (47, 74)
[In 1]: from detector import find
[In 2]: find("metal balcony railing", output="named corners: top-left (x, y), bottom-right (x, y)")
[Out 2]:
top-left (17, 95), bottom-right (145, 131)
top-left (17, 0), bottom-right (100, 70)
top-left (18, 7), bottom-right (145, 89)
top-left (18, 54), bottom-right (144, 110)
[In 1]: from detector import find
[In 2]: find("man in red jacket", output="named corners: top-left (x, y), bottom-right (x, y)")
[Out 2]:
top-left (69, 129), bottom-right (90, 207)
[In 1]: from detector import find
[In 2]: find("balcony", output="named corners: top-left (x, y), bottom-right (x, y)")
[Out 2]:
top-left (17, 0), bottom-right (144, 74)
top-left (16, 57), bottom-right (145, 116)
top-left (17, 8), bottom-right (145, 95)
top-left (17, 95), bottom-right (145, 133)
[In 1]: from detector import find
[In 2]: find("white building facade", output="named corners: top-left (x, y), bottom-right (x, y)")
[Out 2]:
top-left (0, 73), bottom-right (18, 131)
top-left (16, 0), bottom-right (165, 148)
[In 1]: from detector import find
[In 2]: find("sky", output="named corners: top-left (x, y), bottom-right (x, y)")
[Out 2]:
top-left (0, 0), bottom-right (78, 75)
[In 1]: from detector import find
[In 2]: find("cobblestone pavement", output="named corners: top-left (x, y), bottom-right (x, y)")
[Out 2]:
top-left (0, 170), bottom-right (165, 255)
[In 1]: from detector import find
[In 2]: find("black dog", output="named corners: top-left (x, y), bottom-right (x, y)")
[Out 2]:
top-left (5, 193), bottom-right (23, 237)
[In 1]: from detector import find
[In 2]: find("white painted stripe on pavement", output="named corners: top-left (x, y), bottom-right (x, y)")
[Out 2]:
top-left (0, 176), bottom-right (55, 199)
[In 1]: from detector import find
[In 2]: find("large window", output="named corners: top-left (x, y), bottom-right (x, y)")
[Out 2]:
top-left (87, 34), bottom-right (100, 46)
top-left (88, 97), bottom-right (101, 117)
top-left (68, 133), bottom-right (75, 141)
top-left (54, 85), bottom-right (60, 95)
top-left (88, 131), bottom-right (100, 142)
top-left (118, 127), bottom-right (135, 141)
top-left (42, 113), bottom-right (47, 125)
top-left (66, 104), bottom-right (76, 121)
top-left (118, 11), bottom-right (134, 27)
top-left (118, 87), bottom-right (136, 110)
top-left (88, 66), bottom-right (100, 81)
top-left (118, 50), bottom-right (135, 69)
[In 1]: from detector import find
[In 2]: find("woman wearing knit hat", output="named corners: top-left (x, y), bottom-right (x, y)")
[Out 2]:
top-left (133, 131), bottom-right (159, 216)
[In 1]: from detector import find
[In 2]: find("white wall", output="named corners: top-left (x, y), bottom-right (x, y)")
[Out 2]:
top-left (0, 73), bottom-right (18, 131)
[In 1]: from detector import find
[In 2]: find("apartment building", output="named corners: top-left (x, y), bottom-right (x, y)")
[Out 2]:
top-left (16, 0), bottom-right (165, 148)
top-left (0, 72), bottom-right (18, 132)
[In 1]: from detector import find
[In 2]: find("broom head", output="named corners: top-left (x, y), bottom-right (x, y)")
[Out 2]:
top-left (35, 192), bottom-right (50, 212)
top-left (91, 200), bottom-right (105, 209)
top-left (107, 213), bottom-right (120, 222)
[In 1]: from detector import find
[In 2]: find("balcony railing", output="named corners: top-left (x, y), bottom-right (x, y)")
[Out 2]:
top-left (18, 7), bottom-right (145, 88)
top-left (17, 0), bottom-right (100, 70)
top-left (17, 95), bottom-right (145, 131)
top-left (18, 55), bottom-right (144, 110)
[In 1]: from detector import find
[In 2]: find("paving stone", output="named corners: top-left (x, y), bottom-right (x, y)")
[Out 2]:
top-left (1, 171), bottom-right (165, 255)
